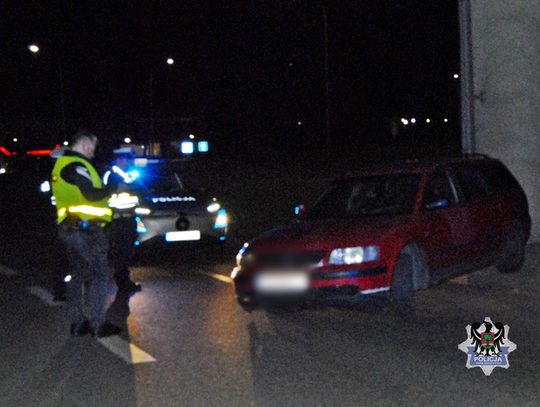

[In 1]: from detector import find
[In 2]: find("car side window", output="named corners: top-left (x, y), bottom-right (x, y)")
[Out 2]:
top-left (453, 165), bottom-right (489, 202)
top-left (423, 171), bottom-right (457, 210)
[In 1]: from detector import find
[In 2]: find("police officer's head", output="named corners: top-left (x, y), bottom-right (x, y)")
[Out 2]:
top-left (71, 129), bottom-right (98, 159)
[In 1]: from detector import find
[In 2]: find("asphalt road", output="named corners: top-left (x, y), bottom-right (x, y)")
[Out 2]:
top-left (1, 239), bottom-right (539, 407)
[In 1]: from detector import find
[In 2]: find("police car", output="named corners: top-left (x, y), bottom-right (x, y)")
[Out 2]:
top-left (110, 157), bottom-right (228, 246)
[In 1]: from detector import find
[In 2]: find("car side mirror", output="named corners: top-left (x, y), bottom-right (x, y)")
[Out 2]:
top-left (424, 199), bottom-right (450, 210)
top-left (294, 204), bottom-right (305, 218)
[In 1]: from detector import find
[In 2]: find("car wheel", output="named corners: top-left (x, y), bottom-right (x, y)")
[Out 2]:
top-left (390, 253), bottom-right (414, 303)
top-left (497, 222), bottom-right (526, 274)
top-left (237, 294), bottom-right (257, 312)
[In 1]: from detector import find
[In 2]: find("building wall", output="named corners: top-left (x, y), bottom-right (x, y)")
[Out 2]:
top-left (469, 0), bottom-right (540, 241)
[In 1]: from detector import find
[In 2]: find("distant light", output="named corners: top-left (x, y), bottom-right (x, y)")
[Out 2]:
top-left (40, 180), bottom-right (51, 193)
top-left (167, 58), bottom-right (174, 65)
top-left (124, 137), bottom-right (131, 143)
top-left (410, 118), bottom-right (416, 124)
top-left (63, 141), bottom-right (69, 146)
top-left (298, 121), bottom-right (302, 126)
top-left (134, 240), bottom-right (140, 246)
top-left (219, 236), bottom-right (227, 241)
top-left (28, 44), bottom-right (40, 54)
top-left (0, 168), bottom-right (6, 174)
top-left (181, 141), bottom-right (194, 154)
top-left (189, 134), bottom-right (195, 139)
top-left (444, 118), bottom-right (449, 123)
top-left (453, 74), bottom-right (459, 79)
top-left (289, 63), bottom-right (293, 67)
top-left (426, 118), bottom-right (431, 123)
top-left (198, 141), bottom-right (209, 153)
top-left (64, 274), bottom-right (72, 283)
top-left (402, 119), bottom-right (409, 126)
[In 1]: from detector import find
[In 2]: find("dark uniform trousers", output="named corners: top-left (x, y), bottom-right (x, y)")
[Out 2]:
top-left (58, 224), bottom-right (109, 328)
top-left (109, 216), bottom-right (137, 285)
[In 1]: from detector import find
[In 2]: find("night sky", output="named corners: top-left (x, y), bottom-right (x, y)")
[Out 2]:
top-left (1, 1), bottom-right (461, 160)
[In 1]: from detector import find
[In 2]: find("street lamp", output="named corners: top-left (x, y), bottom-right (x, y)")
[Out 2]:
top-left (166, 58), bottom-right (174, 65)
top-left (28, 44), bottom-right (40, 54)
top-left (453, 73), bottom-right (459, 79)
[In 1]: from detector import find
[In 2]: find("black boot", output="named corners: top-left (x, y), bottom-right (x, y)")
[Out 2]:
top-left (92, 321), bottom-right (122, 338)
top-left (70, 319), bottom-right (91, 336)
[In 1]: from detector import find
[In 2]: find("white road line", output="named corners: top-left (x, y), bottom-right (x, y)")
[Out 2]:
top-left (0, 265), bottom-right (19, 276)
top-left (98, 336), bottom-right (157, 364)
top-left (27, 286), bottom-right (64, 307)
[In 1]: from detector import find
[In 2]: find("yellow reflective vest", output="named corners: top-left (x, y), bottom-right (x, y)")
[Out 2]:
top-left (52, 154), bottom-right (112, 224)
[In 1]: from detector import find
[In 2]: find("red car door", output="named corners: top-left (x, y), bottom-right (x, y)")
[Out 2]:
top-left (419, 170), bottom-right (475, 271)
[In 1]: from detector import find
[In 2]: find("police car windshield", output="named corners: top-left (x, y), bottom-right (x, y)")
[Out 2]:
top-left (124, 165), bottom-right (192, 195)
top-left (305, 174), bottom-right (421, 220)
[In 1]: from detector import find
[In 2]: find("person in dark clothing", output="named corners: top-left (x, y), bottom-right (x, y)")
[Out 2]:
top-left (105, 150), bottom-right (142, 293)
top-left (51, 129), bottom-right (123, 337)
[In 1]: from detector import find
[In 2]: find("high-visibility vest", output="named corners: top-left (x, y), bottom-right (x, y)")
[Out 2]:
top-left (52, 154), bottom-right (112, 224)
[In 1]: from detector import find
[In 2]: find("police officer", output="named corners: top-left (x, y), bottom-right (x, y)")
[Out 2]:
top-left (51, 129), bottom-right (122, 337)
top-left (105, 148), bottom-right (142, 293)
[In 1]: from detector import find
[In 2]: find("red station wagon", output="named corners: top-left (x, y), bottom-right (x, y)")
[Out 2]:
top-left (231, 155), bottom-right (530, 310)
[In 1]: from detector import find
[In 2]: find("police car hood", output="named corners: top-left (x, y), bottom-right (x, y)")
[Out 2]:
top-left (140, 190), bottom-right (208, 213)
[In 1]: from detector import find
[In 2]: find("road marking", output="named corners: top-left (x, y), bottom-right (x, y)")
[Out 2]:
top-left (0, 265), bottom-right (19, 276)
top-left (194, 270), bottom-right (232, 284)
top-left (98, 336), bottom-right (157, 364)
top-left (27, 286), bottom-right (64, 307)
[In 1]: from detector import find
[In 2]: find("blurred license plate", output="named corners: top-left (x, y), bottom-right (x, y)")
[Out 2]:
top-left (255, 271), bottom-right (309, 294)
top-left (165, 230), bottom-right (201, 242)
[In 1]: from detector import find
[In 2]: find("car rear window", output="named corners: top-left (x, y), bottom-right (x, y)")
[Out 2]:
top-left (306, 174), bottom-right (421, 220)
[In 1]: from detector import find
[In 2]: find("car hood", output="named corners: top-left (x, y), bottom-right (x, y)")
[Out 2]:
top-left (250, 216), bottom-right (410, 252)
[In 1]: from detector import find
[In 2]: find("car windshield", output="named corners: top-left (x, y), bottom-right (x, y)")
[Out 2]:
top-left (305, 174), bottom-right (422, 220)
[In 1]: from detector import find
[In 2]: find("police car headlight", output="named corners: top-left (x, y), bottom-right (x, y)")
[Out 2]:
top-left (214, 209), bottom-right (228, 229)
top-left (207, 202), bottom-right (221, 213)
top-left (328, 245), bottom-right (380, 265)
top-left (109, 193), bottom-right (139, 209)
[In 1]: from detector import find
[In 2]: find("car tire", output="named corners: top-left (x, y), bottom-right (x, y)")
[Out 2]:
top-left (390, 253), bottom-right (414, 303)
top-left (497, 221), bottom-right (526, 274)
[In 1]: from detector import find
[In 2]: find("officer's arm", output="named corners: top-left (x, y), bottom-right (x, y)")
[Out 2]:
top-left (60, 163), bottom-right (115, 202)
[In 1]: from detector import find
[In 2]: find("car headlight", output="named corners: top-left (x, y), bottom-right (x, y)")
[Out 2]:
top-left (207, 202), bottom-right (221, 213)
top-left (236, 242), bottom-right (250, 267)
top-left (328, 245), bottom-right (380, 265)
top-left (108, 193), bottom-right (139, 209)
top-left (214, 209), bottom-right (228, 229)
